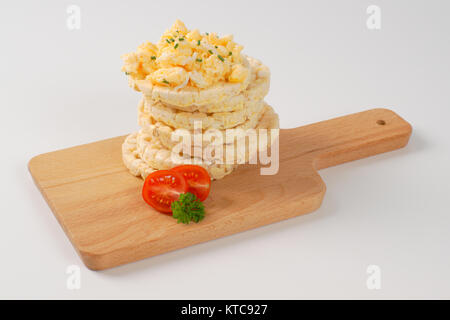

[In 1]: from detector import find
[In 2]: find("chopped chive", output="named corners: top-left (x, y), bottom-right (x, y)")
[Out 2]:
top-left (174, 43), bottom-right (179, 49)
top-left (166, 39), bottom-right (171, 44)
top-left (179, 37), bottom-right (185, 41)
top-left (197, 40), bottom-right (201, 45)
top-left (215, 45), bottom-right (218, 48)
top-left (228, 52), bottom-right (232, 56)
top-left (196, 58), bottom-right (202, 62)
top-left (151, 56), bottom-right (156, 60)
top-left (170, 38), bottom-right (175, 42)
top-left (208, 50), bottom-right (213, 54)
top-left (206, 32), bottom-right (209, 35)
top-left (162, 79), bottom-right (169, 84)
top-left (218, 55), bottom-right (224, 62)
top-left (125, 72), bottom-right (130, 75)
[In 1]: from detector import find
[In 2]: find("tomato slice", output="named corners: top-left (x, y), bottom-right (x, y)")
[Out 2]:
top-left (171, 165), bottom-right (211, 201)
top-left (142, 170), bottom-right (188, 213)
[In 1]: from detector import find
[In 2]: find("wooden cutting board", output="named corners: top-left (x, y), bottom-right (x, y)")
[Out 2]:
top-left (29, 108), bottom-right (412, 270)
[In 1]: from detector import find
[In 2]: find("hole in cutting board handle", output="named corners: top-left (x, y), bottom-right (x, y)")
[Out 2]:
top-left (376, 119), bottom-right (386, 125)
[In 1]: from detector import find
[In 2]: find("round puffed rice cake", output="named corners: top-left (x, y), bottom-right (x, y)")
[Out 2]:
top-left (129, 56), bottom-right (270, 110)
top-left (143, 98), bottom-right (265, 130)
top-left (139, 103), bottom-right (279, 161)
top-left (138, 100), bottom-right (277, 151)
top-left (122, 132), bottom-right (236, 180)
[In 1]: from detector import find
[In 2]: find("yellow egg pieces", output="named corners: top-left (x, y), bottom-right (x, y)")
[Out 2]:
top-left (121, 19), bottom-right (250, 89)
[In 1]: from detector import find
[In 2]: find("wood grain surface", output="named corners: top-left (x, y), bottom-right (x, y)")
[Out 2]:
top-left (29, 108), bottom-right (412, 270)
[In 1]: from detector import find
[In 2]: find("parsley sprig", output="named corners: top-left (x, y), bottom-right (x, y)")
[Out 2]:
top-left (171, 192), bottom-right (205, 224)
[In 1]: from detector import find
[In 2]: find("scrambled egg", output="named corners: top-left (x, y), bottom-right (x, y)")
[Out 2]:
top-left (121, 20), bottom-right (250, 89)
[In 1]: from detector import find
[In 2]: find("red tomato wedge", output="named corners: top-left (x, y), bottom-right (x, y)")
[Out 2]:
top-left (171, 165), bottom-right (211, 201)
top-left (142, 170), bottom-right (188, 213)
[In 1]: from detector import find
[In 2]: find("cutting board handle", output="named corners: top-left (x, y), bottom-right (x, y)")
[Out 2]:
top-left (284, 108), bottom-right (412, 170)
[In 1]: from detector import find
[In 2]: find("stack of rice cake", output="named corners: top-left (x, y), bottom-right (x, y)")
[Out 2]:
top-left (122, 23), bottom-right (279, 180)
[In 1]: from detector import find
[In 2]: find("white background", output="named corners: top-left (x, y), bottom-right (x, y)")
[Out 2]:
top-left (1, 0), bottom-right (449, 299)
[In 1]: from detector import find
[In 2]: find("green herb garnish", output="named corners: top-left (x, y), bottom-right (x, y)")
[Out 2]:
top-left (166, 39), bottom-right (171, 44)
top-left (218, 55), bottom-right (224, 62)
top-left (208, 50), bottom-right (213, 54)
top-left (197, 40), bottom-right (201, 46)
top-left (228, 52), bottom-right (232, 56)
top-left (171, 193), bottom-right (205, 224)
top-left (205, 32), bottom-right (209, 35)
top-left (125, 72), bottom-right (130, 75)
top-left (179, 37), bottom-right (185, 41)
top-left (162, 79), bottom-right (170, 85)
top-left (215, 45), bottom-right (218, 48)
top-left (151, 56), bottom-right (156, 60)
top-left (196, 58), bottom-right (202, 62)
top-left (174, 43), bottom-right (179, 49)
